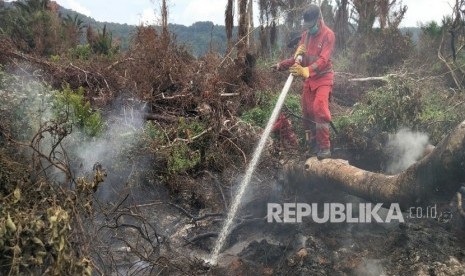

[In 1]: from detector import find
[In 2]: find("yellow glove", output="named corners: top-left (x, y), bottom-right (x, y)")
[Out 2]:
top-left (289, 64), bottom-right (310, 78)
top-left (293, 44), bottom-right (306, 60)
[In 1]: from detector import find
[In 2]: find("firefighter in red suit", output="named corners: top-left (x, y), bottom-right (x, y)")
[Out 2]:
top-left (274, 4), bottom-right (334, 159)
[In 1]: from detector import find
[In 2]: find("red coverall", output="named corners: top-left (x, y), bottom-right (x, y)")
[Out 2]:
top-left (272, 113), bottom-right (298, 148)
top-left (278, 19), bottom-right (335, 151)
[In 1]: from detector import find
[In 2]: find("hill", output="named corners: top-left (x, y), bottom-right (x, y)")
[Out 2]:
top-left (57, 6), bottom-right (232, 56)
top-left (2, 2), bottom-right (421, 56)
top-left (59, 6), bottom-right (422, 57)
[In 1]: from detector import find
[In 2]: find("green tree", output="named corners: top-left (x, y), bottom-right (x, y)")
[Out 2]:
top-left (62, 14), bottom-right (85, 47)
top-left (0, 0), bottom-right (62, 55)
top-left (87, 24), bottom-right (118, 56)
top-left (13, 0), bottom-right (50, 14)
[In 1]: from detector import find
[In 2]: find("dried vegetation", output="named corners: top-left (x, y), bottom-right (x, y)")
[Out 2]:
top-left (0, 21), bottom-right (278, 273)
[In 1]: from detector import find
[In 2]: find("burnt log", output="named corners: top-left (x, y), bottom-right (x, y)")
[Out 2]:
top-left (304, 120), bottom-right (465, 209)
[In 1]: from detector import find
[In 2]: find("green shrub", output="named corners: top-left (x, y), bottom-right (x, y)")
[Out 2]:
top-left (167, 143), bottom-right (200, 174)
top-left (53, 85), bottom-right (103, 137)
top-left (144, 121), bottom-right (165, 141)
top-left (142, 118), bottom-right (207, 175)
top-left (68, 44), bottom-right (92, 60)
top-left (241, 89), bottom-right (304, 144)
top-left (1, 68), bottom-right (103, 139)
top-left (49, 54), bottom-right (60, 62)
top-left (177, 117), bottom-right (206, 139)
top-left (334, 76), bottom-right (465, 146)
top-left (417, 91), bottom-right (463, 143)
top-left (241, 90), bottom-right (301, 128)
top-left (240, 90), bottom-right (274, 127)
top-left (0, 69), bottom-right (52, 140)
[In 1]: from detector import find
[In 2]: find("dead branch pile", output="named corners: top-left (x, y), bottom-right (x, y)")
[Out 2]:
top-left (1, 26), bottom-right (262, 114)
top-left (0, 25), bottom-right (275, 209)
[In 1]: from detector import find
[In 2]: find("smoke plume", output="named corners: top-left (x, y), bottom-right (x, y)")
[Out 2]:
top-left (385, 128), bottom-right (429, 174)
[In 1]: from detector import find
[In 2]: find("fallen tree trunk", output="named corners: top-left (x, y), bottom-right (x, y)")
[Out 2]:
top-left (304, 120), bottom-right (465, 209)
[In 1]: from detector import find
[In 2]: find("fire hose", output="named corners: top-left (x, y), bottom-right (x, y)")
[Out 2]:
top-left (282, 105), bottom-right (338, 135)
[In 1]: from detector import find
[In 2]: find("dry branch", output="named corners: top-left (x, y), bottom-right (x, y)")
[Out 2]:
top-left (167, 202), bottom-right (223, 222)
top-left (200, 170), bottom-right (228, 211)
top-left (160, 93), bottom-right (191, 99)
top-left (220, 93), bottom-right (240, 97)
top-left (304, 120), bottom-right (465, 209)
top-left (348, 76), bottom-right (390, 82)
top-left (171, 127), bottom-right (213, 144)
top-left (185, 232), bottom-right (218, 245)
top-left (143, 113), bottom-right (177, 123)
top-left (438, 29), bottom-right (463, 90)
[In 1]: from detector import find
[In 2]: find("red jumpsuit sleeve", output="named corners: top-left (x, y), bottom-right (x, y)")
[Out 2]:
top-left (307, 30), bottom-right (335, 78)
top-left (278, 57), bottom-right (296, 70)
top-left (278, 35), bottom-right (306, 69)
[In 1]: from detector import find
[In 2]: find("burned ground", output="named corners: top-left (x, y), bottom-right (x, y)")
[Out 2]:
top-left (1, 23), bottom-right (465, 275)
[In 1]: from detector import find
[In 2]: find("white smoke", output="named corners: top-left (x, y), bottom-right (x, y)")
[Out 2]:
top-left (1, 71), bottom-right (148, 200)
top-left (73, 111), bottom-right (144, 172)
top-left (70, 104), bottom-right (147, 201)
top-left (386, 128), bottom-right (429, 174)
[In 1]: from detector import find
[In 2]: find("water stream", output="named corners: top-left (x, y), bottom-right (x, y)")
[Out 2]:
top-left (209, 74), bottom-right (295, 264)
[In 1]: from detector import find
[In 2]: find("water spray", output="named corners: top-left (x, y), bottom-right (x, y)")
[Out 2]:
top-left (209, 73), bottom-right (295, 265)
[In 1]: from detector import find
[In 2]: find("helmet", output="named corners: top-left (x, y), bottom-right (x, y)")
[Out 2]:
top-left (303, 4), bottom-right (321, 27)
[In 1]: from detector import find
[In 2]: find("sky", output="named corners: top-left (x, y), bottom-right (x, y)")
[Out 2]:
top-left (4, 0), bottom-right (457, 27)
